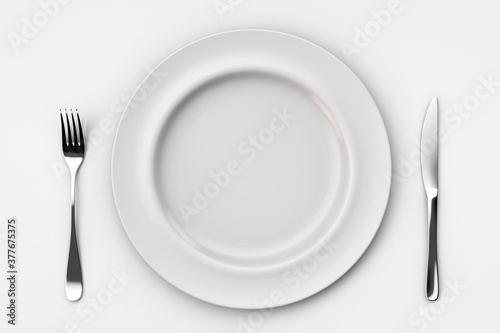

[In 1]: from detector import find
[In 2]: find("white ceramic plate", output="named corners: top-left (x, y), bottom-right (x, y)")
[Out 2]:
top-left (112, 30), bottom-right (391, 309)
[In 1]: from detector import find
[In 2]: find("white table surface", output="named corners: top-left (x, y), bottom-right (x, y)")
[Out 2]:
top-left (1, 0), bottom-right (499, 332)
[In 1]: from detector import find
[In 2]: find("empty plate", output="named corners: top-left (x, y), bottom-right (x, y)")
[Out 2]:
top-left (111, 30), bottom-right (391, 309)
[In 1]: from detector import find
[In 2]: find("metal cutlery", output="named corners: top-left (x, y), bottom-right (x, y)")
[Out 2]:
top-left (420, 97), bottom-right (439, 301)
top-left (60, 109), bottom-right (85, 301)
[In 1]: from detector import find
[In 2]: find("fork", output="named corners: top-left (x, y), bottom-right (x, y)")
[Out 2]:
top-left (60, 109), bottom-right (85, 301)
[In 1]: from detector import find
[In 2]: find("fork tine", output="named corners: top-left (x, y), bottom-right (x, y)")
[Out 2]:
top-left (70, 110), bottom-right (78, 146)
top-left (60, 109), bottom-right (67, 147)
top-left (76, 110), bottom-right (84, 150)
top-left (65, 110), bottom-right (73, 146)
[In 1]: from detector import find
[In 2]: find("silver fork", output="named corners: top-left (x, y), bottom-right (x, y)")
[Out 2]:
top-left (60, 109), bottom-right (85, 301)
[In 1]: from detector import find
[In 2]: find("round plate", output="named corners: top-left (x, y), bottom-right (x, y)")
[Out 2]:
top-left (112, 30), bottom-right (391, 309)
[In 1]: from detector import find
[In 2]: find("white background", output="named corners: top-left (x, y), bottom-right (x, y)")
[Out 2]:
top-left (1, 0), bottom-right (500, 332)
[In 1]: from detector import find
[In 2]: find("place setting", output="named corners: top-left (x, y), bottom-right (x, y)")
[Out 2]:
top-left (59, 29), bottom-right (441, 309)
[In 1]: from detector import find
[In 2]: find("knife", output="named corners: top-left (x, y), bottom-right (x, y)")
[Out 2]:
top-left (420, 96), bottom-right (439, 301)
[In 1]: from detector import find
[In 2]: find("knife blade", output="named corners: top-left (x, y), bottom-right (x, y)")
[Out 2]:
top-left (420, 96), bottom-right (439, 301)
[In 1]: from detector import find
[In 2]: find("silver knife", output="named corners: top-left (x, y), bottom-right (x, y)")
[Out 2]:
top-left (420, 96), bottom-right (439, 301)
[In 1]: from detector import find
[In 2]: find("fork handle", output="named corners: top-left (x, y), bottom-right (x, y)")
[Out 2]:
top-left (66, 170), bottom-right (83, 301)
top-left (426, 194), bottom-right (439, 301)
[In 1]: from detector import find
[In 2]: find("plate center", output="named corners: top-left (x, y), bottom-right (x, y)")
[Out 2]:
top-left (154, 72), bottom-right (348, 267)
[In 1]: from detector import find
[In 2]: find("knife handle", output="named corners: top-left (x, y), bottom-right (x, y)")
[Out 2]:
top-left (426, 195), bottom-right (439, 301)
